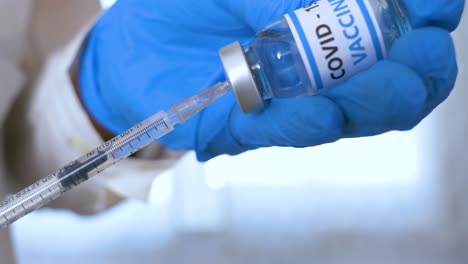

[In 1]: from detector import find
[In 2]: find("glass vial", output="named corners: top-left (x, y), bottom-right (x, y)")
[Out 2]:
top-left (219, 0), bottom-right (412, 113)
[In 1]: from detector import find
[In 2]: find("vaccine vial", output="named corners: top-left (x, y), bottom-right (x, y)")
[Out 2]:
top-left (219, 0), bottom-right (412, 113)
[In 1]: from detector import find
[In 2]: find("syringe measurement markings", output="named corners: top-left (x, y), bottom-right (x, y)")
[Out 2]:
top-left (106, 121), bottom-right (161, 155)
top-left (98, 122), bottom-right (161, 164)
top-left (2, 175), bottom-right (56, 213)
top-left (2, 178), bottom-right (51, 214)
top-left (1, 118), bottom-right (171, 227)
top-left (1, 151), bottom-right (108, 217)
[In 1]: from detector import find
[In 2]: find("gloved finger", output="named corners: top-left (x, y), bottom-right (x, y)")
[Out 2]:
top-left (402, 0), bottom-right (465, 31)
top-left (225, 0), bottom-right (314, 32)
top-left (387, 27), bottom-right (458, 121)
top-left (226, 60), bottom-right (425, 149)
top-left (197, 89), bottom-right (347, 160)
top-left (325, 60), bottom-right (427, 137)
top-left (227, 95), bottom-right (346, 149)
top-left (197, 53), bottom-right (427, 159)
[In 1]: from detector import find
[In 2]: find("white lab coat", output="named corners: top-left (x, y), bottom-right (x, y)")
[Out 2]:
top-left (0, 1), bottom-right (31, 262)
top-left (0, 1), bottom-right (182, 262)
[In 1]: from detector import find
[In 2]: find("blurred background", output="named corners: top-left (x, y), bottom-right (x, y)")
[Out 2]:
top-left (1, 0), bottom-right (468, 263)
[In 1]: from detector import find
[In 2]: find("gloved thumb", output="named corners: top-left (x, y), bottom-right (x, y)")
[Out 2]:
top-left (225, 0), bottom-right (315, 32)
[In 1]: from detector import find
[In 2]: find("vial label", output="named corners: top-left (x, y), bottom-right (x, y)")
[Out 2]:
top-left (285, 0), bottom-right (385, 91)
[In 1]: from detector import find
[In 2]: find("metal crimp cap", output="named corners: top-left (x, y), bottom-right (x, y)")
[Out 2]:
top-left (219, 42), bottom-right (263, 113)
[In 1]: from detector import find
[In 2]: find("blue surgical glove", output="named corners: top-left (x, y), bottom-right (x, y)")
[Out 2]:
top-left (79, 0), bottom-right (464, 161)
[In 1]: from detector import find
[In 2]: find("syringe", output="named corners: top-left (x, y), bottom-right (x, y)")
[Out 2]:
top-left (0, 82), bottom-right (229, 229)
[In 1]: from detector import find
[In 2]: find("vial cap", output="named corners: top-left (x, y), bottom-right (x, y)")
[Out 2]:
top-left (219, 42), bottom-right (263, 113)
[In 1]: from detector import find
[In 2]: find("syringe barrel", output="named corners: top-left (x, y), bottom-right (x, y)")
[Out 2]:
top-left (0, 111), bottom-right (174, 229)
top-left (0, 80), bottom-right (229, 229)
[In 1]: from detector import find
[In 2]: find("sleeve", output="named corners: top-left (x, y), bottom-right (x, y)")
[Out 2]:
top-left (3, 14), bottom-right (186, 216)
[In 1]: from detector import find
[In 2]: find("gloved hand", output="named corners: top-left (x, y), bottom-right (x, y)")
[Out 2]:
top-left (79, 0), bottom-right (464, 161)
